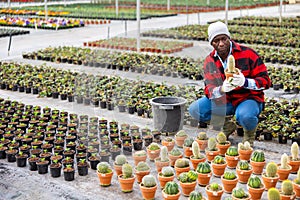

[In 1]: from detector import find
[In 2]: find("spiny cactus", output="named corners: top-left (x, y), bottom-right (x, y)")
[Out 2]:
top-left (197, 132), bottom-right (208, 140)
top-left (281, 180), bottom-right (293, 195)
top-left (216, 132), bottom-right (227, 144)
top-left (267, 187), bottom-right (280, 200)
top-left (280, 153), bottom-right (289, 169)
top-left (142, 174), bottom-right (156, 187)
top-left (291, 142), bottom-right (299, 160)
top-left (164, 181), bottom-right (179, 195)
top-left (134, 150), bottom-right (146, 157)
top-left (227, 55), bottom-right (236, 73)
top-left (209, 182), bottom-right (220, 191)
top-left (161, 166), bottom-right (174, 177)
top-left (160, 146), bottom-right (169, 162)
top-left (115, 155), bottom-right (127, 166)
top-left (169, 147), bottom-right (182, 156)
top-left (266, 162), bottom-right (278, 177)
top-left (192, 141), bottom-right (201, 159)
top-left (184, 137), bottom-right (194, 147)
top-left (122, 163), bottom-right (133, 178)
top-left (189, 190), bottom-right (203, 200)
top-left (176, 130), bottom-right (187, 137)
top-left (238, 141), bottom-right (252, 151)
top-left (136, 161), bottom-right (150, 171)
top-left (223, 171), bottom-right (236, 180)
top-left (294, 168), bottom-right (300, 184)
top-left (97, 162), bottom-right (112, 174)
top-left (148, 142), bottom-right (160, 151)
top-left (175, 158), bottom-right (190, 168)
top-left (207, 137), bottom-right (217, 151)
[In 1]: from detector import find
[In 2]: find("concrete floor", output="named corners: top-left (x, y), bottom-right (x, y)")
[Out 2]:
top-left (0, 3), bottom-right (300, 200)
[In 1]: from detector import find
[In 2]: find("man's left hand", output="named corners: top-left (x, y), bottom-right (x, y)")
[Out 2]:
top-left (231, 69), bottom-right (245, 87)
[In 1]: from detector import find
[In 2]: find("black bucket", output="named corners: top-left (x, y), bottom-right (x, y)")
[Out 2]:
top-left (150, 97), bottom-right (187, 133)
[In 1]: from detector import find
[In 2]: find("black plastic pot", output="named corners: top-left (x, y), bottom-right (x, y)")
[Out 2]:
top-left (28, 159), bottom-right (39, 171)
top-left (37, 161), bottom-right (49, 174)
top-left (89, 158), bottom-right (100, 170)
top-left (16, 155), bottom-right (28, 167)
top-left (6, 151), bottom-right (17, 162)
top-left (133, 139), bottom-right (143, 151)
top-left (278, 134), bottom-right (287, 144)
top-left (50, 164), bottom-right (62, 178)
top-left (77, 164), bottom-right (88, 176)
top-left (264, 131), bottom-right (273, 141)
top-left (64, 169), bottom-right (75, 181)
top-left (0, 149), bottom-right (7, 159)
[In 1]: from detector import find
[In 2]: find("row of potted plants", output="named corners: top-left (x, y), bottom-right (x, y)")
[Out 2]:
top-left (0, 27), bottom-right (30, 38)
top-left (83, 37), bottom-right (193, 54)
top-left (0, 16), bottom-right (84, 29)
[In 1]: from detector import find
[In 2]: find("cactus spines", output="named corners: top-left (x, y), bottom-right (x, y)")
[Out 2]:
top-left (207, 137), bottom-right (217, 151)
top-left (227, 55), bottom-right (236, 73)
top-left (176, 130), bottom-right (187, 137)
top-left (184, 137), bottom-right (194, 147)
top-left (295, 168), bottom-right (300, 184)
top-left (136, 161), bottom-right (150, 172)
top-left (115, 155), bottom-right (127, 166)
top-left (197, 132), bottom-right (208, 140)
top-left (161, 166), bottom-right (174, 177)
top-left (291, 142), bottom-right (299, 160)
top-left (192, 141), bottom-right (201, 159)
top-left (238, 141), bottom-right (251, 151)
top-left (175, 158), bottom-right (190, 168)
top-left (141, 174), bottom-right (156, 187)
top-left (97, 162), bottom-right (112, 174)
top-left (160, 146), bottom-right (169, 162)
top-left (266, 162), bottom-right (278, 177)
top-left (169, 147), bottom-right (182, 156)
top-left (122, 163), bottom-right (133, 178)
top-left (216, 132), bottom-right (227, 144)
top-left (281, 180), bottom-right (293, 195)
top-left (267, 187), bottom-right (281, 200)
top-left (280, 153), bottom-right (289, 169)
top-left (164, 181), bottom-right (179, 195)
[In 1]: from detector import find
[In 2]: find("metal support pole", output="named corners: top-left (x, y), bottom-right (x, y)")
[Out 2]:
top-left (44, 0), bottom-right (48, 21)
top-left (225, 0), bottom-right (228, 26)
top-left (136, 0), bottom-right (140, 53)
top-left (167, 0), bottom-right (170, 11)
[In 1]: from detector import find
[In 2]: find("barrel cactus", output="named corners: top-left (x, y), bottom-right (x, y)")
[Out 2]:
top-left (223, 171), bottom-right (236, 180)
top-left (265, 162), bottom-right (278, 177)
top-left (175, 158), bottom-right (190, 168)
top-left (216, 132), bottom-right (227, 145)
top-left (115, 155), bottom-right (127, 166)
top-left (251, 150), bottom-right (265, 162)
top-left (212, 155), bottom-right (226, 164)
top-left (189, 190), bottom-right (203, 200)
top-left (267, 187), bottom-right (280, 200)
top-left (97, 162), bottom-right (112, 174)
top-left (169, 147), bottom-right (182, 156)
top-left (248, 175), bottom-right (262, 188)
top-left (238, 160), bottom-right (251, 170)
top-left (161, 166), bottom-right (174, 177)
top-left (197, 132), bottom-right (208, 140)
top-left (141, 174), bottom-right (156, 187)
top-left (226, 146), bottom-right (239, 156)
top-left (164, 181), bottom-right (179, 195)
top-left (281, 179), bottom-right (293, 195)
top-left (209, 182), bottom-right (220, 191)
top-left (122, 163), bottom-right (133, 178)
top-left (196, 162), bottom-right (211, 174)
top-left (232, 187), bottom-right (248, 198)
top-left (136, 161), bottom-right (150, 172)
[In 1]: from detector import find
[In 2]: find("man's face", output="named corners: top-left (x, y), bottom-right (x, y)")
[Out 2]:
top-left (211, 34), bottom-right (230, 57)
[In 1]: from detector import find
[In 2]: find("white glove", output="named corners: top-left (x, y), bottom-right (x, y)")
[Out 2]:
top-left (221, 79), bottom-right (236, 93)
top-left (231, 69), bottom-right (245, 87)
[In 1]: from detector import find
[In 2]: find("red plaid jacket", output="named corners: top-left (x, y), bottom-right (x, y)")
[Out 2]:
top-left (203, 40), bottom-right (271, 106)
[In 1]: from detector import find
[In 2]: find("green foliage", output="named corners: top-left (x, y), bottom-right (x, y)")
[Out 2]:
top-left (267, 187), bottom-right (280, 200)
top-left (196, 162), bottom-right (211, 174)
top-left (266, 162), bottom-right (278, 177)
top-left (281, 180), bottom-right (293, 195)
top-left (164, 181), bottom-right (179, 195)
top-left (122, 163), bottom-right (133, 178)
top-left (97, 162), bottom-right (112, 174)
top-left (141, 174), bottom-right (156, 187)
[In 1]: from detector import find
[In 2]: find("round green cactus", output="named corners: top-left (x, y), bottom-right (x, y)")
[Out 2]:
top-left (142, 174), bottom-right (156, 187)
top-left (164, 181), bottom-right (179, 195)
top-left (178, 172), bottom-right (189, 183)
top-left (148, 142), bottom-right (160, 151)
top-left (226, 146), bottom-right (239, 156)
top-left (213, 155), bottom-right (226, 164)
top-left (209, 182), bottom-right (220, 191)
top-left (266, 162), bottom-right (278, 177)
top-left (267, 187), bottom-right (280, 200)
top-left (184, 137), bottom-right (194, 147)
top-left (161, 166), bottom-right (174, 177)
top-left (248, 175), bottom-right (262, 188)
top-left (176, 130), bottom-right (187, 137)
top-left (216, 132), bottom-right (227, 144)
top-left (232, 187), bottom-right (247, 198)
top-left (196, 162), bottom-right (211, 174)
top-left (115, 155), bottom-right (127, 165)
top-left (251, 150), bottom-right (265, 162)
top-left (169, 147), bottom-right (182, 156)
top-left (197, 132), bottom-right (208, 140)
top-left (238, 160), bottom-right (250, 170)
top-left (122, 163), bottom-right (133, 178)
top-left (97, 162), bottom-right (112, 174)
top-left (135, 161), bottom-right (150, 172)
top-left (223, 171), bottom-right (236, 180)
top-left (281, 180), bottom-right (293, 195)
top-left (189, 190), bottom-right (203, 200)
top-left (175, 158), bottom-right (190, 168)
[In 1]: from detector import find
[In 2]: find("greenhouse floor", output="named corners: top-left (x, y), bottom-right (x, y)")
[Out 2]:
top-left (0, 3), bottom-right (300, 200)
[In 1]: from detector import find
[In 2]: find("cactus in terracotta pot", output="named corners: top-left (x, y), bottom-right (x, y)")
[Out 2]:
top-left (141, 174), bottom-right (156, 187)
top-left (280, 153), bottom-right (289, 169)
top-left (161, 166), bottom-right (174, 177)
top-left (207, 137), bottom-right (217, 151)
top-left (160, 146), bottom-right (169, 162)
top-left (136, 161), bottom-right (150, 172)
top-left (225, 55), bottom-right (239, 80)
top-left (281, 179), bottom-right (294, 195)
top-left (115, 155), bottom-right (127, 166)
top-left (122, 163), bottom-right (133, 178)
top-left (267, 187), bottom-right (280, 200)
top-left (175, 158), bottom-right (190, 168)
top-left (266, 162), bottom-right (278, 177)
top-left (291, 142), bottom-right (299, 160)
top-left (164, 181), bottom-right (179, 195)
top-left (216, 132), bottom-right (227, 145)
top-left (192, 141), bottom-right (203, 159)
top-left (295, 168), bottom-right (300, 184)
top-left (197, 132), bottom-right (208, 140)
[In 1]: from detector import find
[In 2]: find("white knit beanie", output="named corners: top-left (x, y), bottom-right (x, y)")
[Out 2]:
top-left (208, 21), bottom-right (230, 44)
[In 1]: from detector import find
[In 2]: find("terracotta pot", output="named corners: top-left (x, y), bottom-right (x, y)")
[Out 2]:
top-left (162, 190), bottom-right (181, 200)
top-left (135, 169), bottom-right (150, 183)
top-left (97, 171), bottom-right (113, 187)
top-left (288, 159), bottom-right (300, 173)
top-left (147, 148), bottom-right (160, 161)
top-left (179, 181), bottom-right (197, 196)
top-left (216, 142), bottom-right (231, 156)
top-left (225, 68), bottom-right (239, 80)
top-left (157, 174), bottom-right (175, 189)
top-left (195, 139), bottom-right (208, 152)
top-left (236, 167), bottom-right (253, 184)
top-left (174, 166), bottom-right (190, 177)
top-left (292, 181), bottom-right (300, 198)
top-left (155, 158), bottom-right (170, 173)
top-left (212, 162), bottom-right (227, 177)
top-left (262, 173), bottom-right (279, 190)
top-left (168, 154), bottom-right (182, 167)
top-left (139, 183), bottom-right (158, 200)
top-left (175, 135), bottom-right (187, 148)
top-left (197, 172), bottom-right (212, 186)
top-left (190, 156), bottom-right (206, 170)
top-left (247, 184), bottom-right (265, 200)
top-left (205, 185), bottom-right (224, 200)
top-left (118, 174), bottom-right (136, 193)
top-left (280, 192), bottom-right (296, 200)
top-left (113, 163), bottom-right (123, 176)
top-left (162, 140), bottom-right (175, 152)
top-left (133, 154), bottom-right (147, 166)
top-left (277, 164), bottom-right (291, 181)
top-left (205, 149), bottom-right (220, 163)
top-left (250, 160), bottom-right (266, 175)
top-left (183, 146), bottom-right (193, 158)
top-left (221, 176), bottom-right (238, 193)
top-left (238, 148), bottom-right (253, 161)
top-left (225, 155), bottom-right (240, 169)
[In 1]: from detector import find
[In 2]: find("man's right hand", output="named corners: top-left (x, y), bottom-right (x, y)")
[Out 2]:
top-left (221, 79), bottom-right (237, 93)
